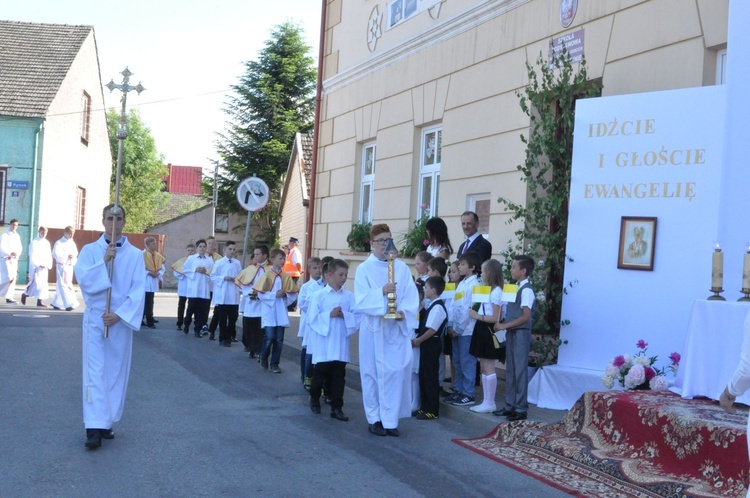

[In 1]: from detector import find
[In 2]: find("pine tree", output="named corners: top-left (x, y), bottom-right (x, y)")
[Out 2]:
top-left (213, 21), bottom-right (316, 243)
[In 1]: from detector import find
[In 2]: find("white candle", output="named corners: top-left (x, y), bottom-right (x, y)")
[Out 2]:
top-left (712, 249), bottom-right (724, 289)
top-left (743, 252), bottom-right (750, 290)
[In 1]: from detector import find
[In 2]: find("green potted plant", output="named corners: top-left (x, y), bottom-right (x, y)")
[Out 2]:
top-left (399, 214), bottom-right (429, 258)
top-left (346, 222), bottom-right (372, 253)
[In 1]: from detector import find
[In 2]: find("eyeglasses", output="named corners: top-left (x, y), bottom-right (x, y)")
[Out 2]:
top-left (371, 237), bottom-right (392, 245)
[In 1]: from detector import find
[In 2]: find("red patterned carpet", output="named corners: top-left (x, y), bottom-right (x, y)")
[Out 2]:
top-left (454, 391), bottom-right (750, 497)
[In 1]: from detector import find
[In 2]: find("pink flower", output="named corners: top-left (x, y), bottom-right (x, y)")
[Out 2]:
top-left (636, 339), bottom-right (648, 350)
top-left (644, 366), bottom-right (656, 381)
top-left (669, 352), bottom-right (681, 366)
top-left (649, 376), bottom-right (668, 391)
top-left (612, 355), bottom-right (626, 368)
top-left (422, 239), bottom-right (429, 247)
top-left (420, 203), bottom-right (427, 209)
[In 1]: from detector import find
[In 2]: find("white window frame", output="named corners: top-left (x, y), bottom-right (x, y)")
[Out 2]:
top-left (716, 48), bottom-right (727, 85)
top-left (359, 143), bottom-right (376, 223)
top-left (418, 126), bottom-right (442, 219)
top-left (80, 91), bottom-right (92, 144)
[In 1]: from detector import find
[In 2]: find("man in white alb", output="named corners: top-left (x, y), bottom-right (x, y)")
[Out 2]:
top-left (22, 226), bottom-right (53, 307)
top-left (74, 205), bottom-right (146, 449)
top-left (0, 219), bottom-right (23, 304)
top-left (51, 226), bottom-right (80, 311)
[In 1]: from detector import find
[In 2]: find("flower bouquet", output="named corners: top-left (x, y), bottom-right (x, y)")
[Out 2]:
top-left (601, 339), bottom-right (680, 391)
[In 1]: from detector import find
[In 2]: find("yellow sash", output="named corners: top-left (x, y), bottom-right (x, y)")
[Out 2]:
top-left (171, 256), bottom-right (187, 274)
top-left (145, 250), bottom-right (166, 272)
top-left (235, 263), bottom-right (265, 286)
top-left (253, 268), bottom-right (299, 294)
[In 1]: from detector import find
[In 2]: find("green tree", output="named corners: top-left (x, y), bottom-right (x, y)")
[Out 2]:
top-left (498, 51), bottom-right (602, 362)
top-left (106, 108), bottom-right (168, 232)
top-left (212, 21), bottom-right (317, 243)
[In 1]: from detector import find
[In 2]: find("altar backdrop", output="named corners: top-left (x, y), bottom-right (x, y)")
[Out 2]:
top-left (558, 85), bottom-right (726, 372)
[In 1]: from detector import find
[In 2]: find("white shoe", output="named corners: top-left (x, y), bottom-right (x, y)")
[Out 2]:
top-left (469, 404), bottom-right (497, 413)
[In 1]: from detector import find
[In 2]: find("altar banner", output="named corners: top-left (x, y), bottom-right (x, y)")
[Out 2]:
top-left (558, 86), bottom-right (726, 372)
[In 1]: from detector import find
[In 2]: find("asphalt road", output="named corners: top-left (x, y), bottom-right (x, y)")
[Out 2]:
top-left (0, 290), bottom-right (569, 498)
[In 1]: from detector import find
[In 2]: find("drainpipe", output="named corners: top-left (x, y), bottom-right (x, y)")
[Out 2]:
top-left (305, 0), bottom-right (327, 264)
top-left (23, 120), bottom-right (44, 284)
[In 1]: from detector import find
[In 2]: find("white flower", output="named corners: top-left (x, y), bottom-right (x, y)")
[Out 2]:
top-left (623, 354), bottom-right (633, 366)
top-left (601, 375), bottom-right (615, 389)
top-left (649, 376), bottom-right (668, 391)
top-left (536, 291), bottom-right (546, 303)
top-left (537, 259), bottom-right (545, 267)
top-left (605, 364), bottom-right (620, 377)
top-left (624, 364), bottom-right (645, 388)
top-left (633, 355), bottom-right (651, 367)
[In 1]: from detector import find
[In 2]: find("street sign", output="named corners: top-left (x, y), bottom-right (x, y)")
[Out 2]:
top-left (236, 176), bottom-right (270, 212)
top-left (7, 180), bottom-right (28, 189)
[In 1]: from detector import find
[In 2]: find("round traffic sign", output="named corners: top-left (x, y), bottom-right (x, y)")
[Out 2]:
top-left (236, 177), bottom-right (270, 211)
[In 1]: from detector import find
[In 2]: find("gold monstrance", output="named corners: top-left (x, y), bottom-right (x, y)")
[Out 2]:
top-left (383, 238), bottom-right (402, 319)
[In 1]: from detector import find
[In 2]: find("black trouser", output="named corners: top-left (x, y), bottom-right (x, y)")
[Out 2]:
top-left (419, 336), bottom-right (442, 416)
top-left (310, 361), bottom-right (346, 409)
top-left (216, 304), bottom-right (239, 343)
top-left (143, 292), bottom-right (155, 325)
top-left (287, 276), bottom-right (300, 311)
top-left (242, 316), bottom-right (263, 354)
top-left (176, 296), bottom-right (187, 327)
top-left (184, 297), bottom-right (210, 333)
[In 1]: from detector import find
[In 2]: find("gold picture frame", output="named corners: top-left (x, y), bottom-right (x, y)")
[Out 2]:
top-left (618, 216), bottom-right (657, 271)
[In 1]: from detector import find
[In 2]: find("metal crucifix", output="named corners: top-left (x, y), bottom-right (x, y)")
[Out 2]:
top-left (103, 67), bottom-right (145, 338)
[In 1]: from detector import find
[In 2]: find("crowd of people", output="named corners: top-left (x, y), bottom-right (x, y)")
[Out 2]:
top-left (1, 209), bottom-right (537, 447)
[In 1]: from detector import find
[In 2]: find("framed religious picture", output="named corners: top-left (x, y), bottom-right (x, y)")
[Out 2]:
top-left (617, 216), bottom-right (657, 271)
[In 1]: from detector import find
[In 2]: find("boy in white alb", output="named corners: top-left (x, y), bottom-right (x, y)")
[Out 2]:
top-left (182, 239), bottom-right (214, 337)
top-left (308, 259), bottom-right (361, 421)
top-left (236, 245), bottom-right (269, 359)
top-left (23, 226), bottom-right (53, 307)
top-left (210, 241), bottom-right (242, 346)
top-left (142, 236), bottom-right (165, 329)
top-left (253, 248), bottom-right (298, 373)
top-left (172, 243), bottom-right (195, 331)
top-left (297, 257), bottom-right (324, 388)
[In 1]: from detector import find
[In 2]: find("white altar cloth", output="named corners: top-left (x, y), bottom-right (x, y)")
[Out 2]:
top-left (671, 299), bottom-right (750, 405)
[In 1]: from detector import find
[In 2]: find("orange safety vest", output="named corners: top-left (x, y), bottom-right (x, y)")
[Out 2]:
top-left (282, 248), bottom-right (301, 278)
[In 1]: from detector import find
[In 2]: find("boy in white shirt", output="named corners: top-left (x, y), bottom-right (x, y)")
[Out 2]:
top-left (308, 259), bottom-right (361, 421)
top-left (297, 257), bottom-right (324, 388)
top-left (253, 248), bottom-right (299, 373)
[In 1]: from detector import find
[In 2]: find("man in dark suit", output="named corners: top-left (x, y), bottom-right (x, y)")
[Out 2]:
top-left (456, 211), bottom-right (492, 262)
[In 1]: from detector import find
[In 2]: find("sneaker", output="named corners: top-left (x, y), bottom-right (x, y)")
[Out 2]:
top-left (260, 357), bottom-right (269, 369)
top-left (470, 404), bottom-right (497, 413)
top-left (271, 365), bottom-right (282, 374)
top-left (443, 393), bottom-right (460, 404)
top-left (416, 412), bottom-right (439, 420)
top-left (450, 395), bottom-right (475, 406)
top-left (200, 325), bottom-right (208, 336)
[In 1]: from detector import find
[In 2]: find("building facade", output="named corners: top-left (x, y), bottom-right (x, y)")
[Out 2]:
top-left (0, 21), bottom-right (111, 282)
top-left (312, 0), bottom-right (727, 262)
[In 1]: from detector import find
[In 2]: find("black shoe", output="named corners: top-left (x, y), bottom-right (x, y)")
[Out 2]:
top-left (310, 404), bottom-right (321, 415)
top-left (368, 421), bottom-right (386, 436)
top-left (21, 294), bottom-right (27, 305)
top-left (330, 408), bottom-right (349, 421)
top-left (208, 332), bottom-right (216, 340)
top-left (232, 337), bottom-right (238, 342)
top-left (385, 428), bottom-right (400, 437)
top-left (52, 305), bottom-right (61, 310)
top-left (492, 408), bottom-right (516, 417)
top-left (222, 341), bottom-right (231, 348)
top-left (100, 428), bottom-right (115, 439)
top-left (260, 357), bottom-right (269, 369)
top-left (85, 429), bottom-right (102, 449)
top-left (194, 330), bottom-right (202, 338)
top-left (183, 322), bottom-right (191, 334)
top-left (176, 325), bottom-right (182, 331)
top-left (6, 299), bottom-right (18, 304)
top-left (506, 412), bottom-right (527, 421)
top-left (65, 307), bottom-right (74, 311)
top-left (146, 324), bottom-right (156, 329)
top-left (153, 319), bottom-right (159, 323)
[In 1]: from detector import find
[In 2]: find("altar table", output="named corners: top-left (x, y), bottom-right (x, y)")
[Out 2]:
top-left (672, 299), bottom-right (750, 405)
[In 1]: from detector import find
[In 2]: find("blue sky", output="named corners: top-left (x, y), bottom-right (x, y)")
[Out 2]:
top-left (3, 0), bottom-right (322, 168)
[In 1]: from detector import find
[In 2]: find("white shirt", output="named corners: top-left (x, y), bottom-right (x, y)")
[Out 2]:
top-left (182, 254), bottom-right (214, 299)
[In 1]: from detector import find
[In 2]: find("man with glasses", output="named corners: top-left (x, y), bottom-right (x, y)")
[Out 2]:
top-left (354, 224), bottom-right (419, 437)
